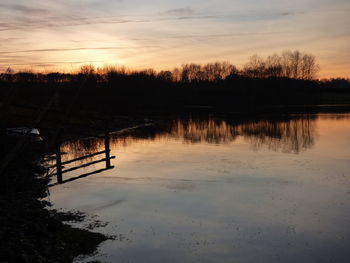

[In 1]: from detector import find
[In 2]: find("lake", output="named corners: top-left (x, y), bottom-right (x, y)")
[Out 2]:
top-left (48, 113), bottom-right (350, 263)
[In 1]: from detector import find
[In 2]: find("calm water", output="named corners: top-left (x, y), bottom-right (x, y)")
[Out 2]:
top-left (49, 114), bottom-right (350, 263)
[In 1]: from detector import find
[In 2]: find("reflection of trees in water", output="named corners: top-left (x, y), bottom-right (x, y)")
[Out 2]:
top-left (61, 137), bottom-right (103, 163)
top-left (61, 115), bottom-right (319, 156)
top-left (168, 119), bottom-right (240, 144)
top-left (241, 117), bottom-right (315, 153)
top-left (168, 116), bottom-right (316, 153)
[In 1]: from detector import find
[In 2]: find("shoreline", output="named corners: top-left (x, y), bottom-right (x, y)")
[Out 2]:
top-left (0, 115), bottom-right (153, 263)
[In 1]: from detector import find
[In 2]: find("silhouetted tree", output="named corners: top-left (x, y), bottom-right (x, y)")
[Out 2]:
top-left (300, 54), bottom-right (319, 80)
top-left (243, 50), bottom-right (319, 79)
top-left (1, 67), bottom-right (14, 82)
top-left (243, 55), bottom-right (266, 78)
top-left (158, 70), bottom-right (173, 82)
top-left (265, 54), bottom-right (283, 77)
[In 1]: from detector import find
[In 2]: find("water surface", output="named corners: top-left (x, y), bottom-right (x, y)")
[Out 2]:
top-left (49, 114), bottom-right (350, 263)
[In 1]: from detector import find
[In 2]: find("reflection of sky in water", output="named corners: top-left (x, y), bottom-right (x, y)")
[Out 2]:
top-left (49, 114), bottom-right (350, 263)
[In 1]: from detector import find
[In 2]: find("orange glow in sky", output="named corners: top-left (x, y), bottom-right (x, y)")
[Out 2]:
top-left (0, 0), bottom-right (349, 78)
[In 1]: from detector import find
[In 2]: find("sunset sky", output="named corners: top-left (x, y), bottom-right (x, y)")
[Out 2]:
top-left (0, 0), bottom-right (349, 78)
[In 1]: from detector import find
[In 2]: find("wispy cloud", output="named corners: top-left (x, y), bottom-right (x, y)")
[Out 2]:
top-left (0, 4), bottom-right (49, 15)
top-left (130, 31), bottom-right (290, 41)
top-left (0, 7), bottom-right (301, 32)
top-left (161, 8), bottom-right (194, 16)
top-left (0, 46), bottom-right (159, 55)
top-left (2, 60), bottom-right (107, 67)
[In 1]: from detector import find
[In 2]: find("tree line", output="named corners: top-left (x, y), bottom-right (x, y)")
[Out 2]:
top-left (0, 50), bottom-right (322, 83)
top-left (0, 50), bottom-right (349, 114)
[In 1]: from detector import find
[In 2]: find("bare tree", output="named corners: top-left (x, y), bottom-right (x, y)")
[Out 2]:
top-left (300, 54), bottom-right (319, 80)
top-left (290, 50), bottom-right (302, 78)
top-left (80, 64), bottom-right (96, 75)
top-left (243, 50), bottom-right (320, 79)
top-left (243, 55), bottom-right (266, 78)
top-left (265, 54), bottom-right (283, 77)
top-left (172, 67), bottom-right (181, 82)
top-left (203, 62), bottom-right (237, 81)
top-left (181, 64), bottom-right (202, 82)
top-left (158, 70), bottom-right (173, 81)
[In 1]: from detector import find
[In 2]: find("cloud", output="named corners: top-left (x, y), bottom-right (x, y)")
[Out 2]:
top-left (0, 13), bottom-right (222, 32)
top-left (0, 46), bottom-right (159, 55)
top-left (0, 8), bottom-right (298, 32)
top-left (1, 60), bottom-right (106, 66)
top-left (129, 31), bottom-right (289, 42)
top-left (161, 8), bottom-right (194, 16)
top-left (0, 4), bottom-right (49, 15)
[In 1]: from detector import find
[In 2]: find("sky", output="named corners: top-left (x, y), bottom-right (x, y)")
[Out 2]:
top-left (0, 0), bottom-right (349, 78)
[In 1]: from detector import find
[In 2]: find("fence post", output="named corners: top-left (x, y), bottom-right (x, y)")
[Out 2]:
top-left (55, 137), bottom-right (63, 183)
top-left (104, 130), bottom-right (111, 169)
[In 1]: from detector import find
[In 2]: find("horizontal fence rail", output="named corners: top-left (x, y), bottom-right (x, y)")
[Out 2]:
top-left (50, 131), bottom-right (114, 186)
top-left (51, 156), bottom-right (115, 176)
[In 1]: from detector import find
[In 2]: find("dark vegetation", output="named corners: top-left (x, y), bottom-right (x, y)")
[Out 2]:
top-left (0, 136), bottom-right (109, 262)
top-left (1, 50), bottom-right (349, 117)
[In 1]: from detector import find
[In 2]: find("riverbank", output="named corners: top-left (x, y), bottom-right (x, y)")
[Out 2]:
top-left (0, 133), bottom-right (112, 262)
top-left (0, 113), bottom-right (152, 263)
